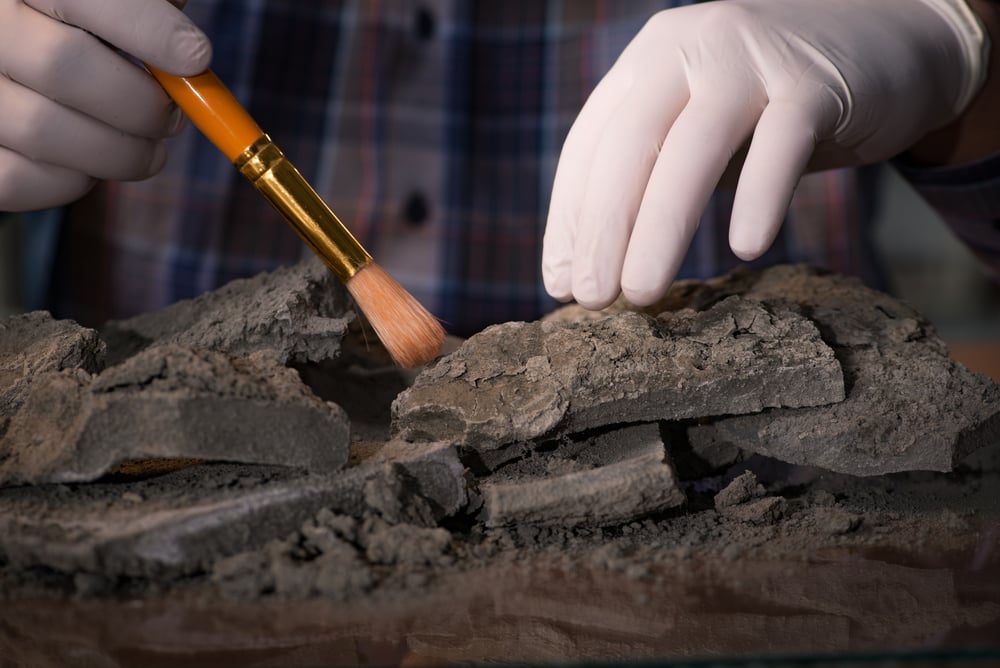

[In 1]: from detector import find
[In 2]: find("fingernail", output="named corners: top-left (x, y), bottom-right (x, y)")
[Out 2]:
top-left (166, 104), bottom-right (188, 136)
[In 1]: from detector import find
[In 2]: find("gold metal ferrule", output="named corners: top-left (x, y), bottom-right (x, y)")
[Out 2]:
top-left (235, 134), bottom-right (372, 283)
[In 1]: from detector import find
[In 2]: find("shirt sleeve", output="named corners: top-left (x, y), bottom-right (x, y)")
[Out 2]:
top-left (893, 152), bottom-right (1000, 280)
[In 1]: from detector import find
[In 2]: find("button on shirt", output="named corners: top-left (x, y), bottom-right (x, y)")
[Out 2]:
top-left (45, 0), bottom-right (998, 336)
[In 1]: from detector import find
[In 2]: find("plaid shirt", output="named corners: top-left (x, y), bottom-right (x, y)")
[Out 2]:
top-left (897, 154), bottom-right (1000, 282)
top-left (42, 0), bottom-right (987, 336)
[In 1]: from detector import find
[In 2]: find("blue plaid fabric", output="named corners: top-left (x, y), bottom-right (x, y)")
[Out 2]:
top-left (44, 0), bottom-right (922, 336)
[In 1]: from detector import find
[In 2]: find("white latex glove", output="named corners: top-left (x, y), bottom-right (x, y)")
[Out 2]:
top-left (0, 0), bottom-right (211, 212)
top-left (543, 0), bottom-right (989, 309)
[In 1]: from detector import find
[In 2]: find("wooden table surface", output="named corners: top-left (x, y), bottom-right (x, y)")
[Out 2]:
top-left (948, 340), bottom-right (1000, 382)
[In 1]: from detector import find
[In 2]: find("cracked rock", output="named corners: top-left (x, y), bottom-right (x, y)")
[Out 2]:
top-left (480, 423), bottom-right (685, 528)
top-left (0, 311), bottom-right (105, 421)
top-left (102, 256), bottom-right (353, 365)
top-left (703, 266), bottom-right (1000, 475)
top-left (393, 296), bottom-right (843, 450)
top-left (541, 265), bottom-right (1000, 476)
top-left (0, 440), bottom-right (466, 579)
top-left (0, 343), bottom-right (351, 485)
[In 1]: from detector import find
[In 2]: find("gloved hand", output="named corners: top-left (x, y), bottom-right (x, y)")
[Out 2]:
top-left (542, 0), bottom-right (989, 309)
top-left (0, 0), bottom-right (211, 212)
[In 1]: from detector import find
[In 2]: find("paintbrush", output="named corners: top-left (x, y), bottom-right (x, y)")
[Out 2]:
top-left (146, 66), bottom-right (444, 368)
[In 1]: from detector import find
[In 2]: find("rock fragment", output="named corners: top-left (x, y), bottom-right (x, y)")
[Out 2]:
top-left (0, 440), bottom-right (467, 580)
top-left (714, 471), bottom-right (786, 525)
top-left (704, 266), bottom-right (1000, 475)
top-left (393, 296), bottom-right (843, 450)
top-left (0, 344), bottom-right (351, 484)
top-left (365, 440), bottom-right (470, 525)
top-left (714, 471), bottom-right (766, 509)
top-left (0, 311), bottom-right (105, 419)
top-left (545, 265), bottom-right (1000, 476)
top-left (102, 257), bottom-right (353, 365)
top-left (480, 423), bottom-right (685, 528)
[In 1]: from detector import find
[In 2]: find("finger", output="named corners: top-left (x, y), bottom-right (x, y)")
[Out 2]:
top-left (729, 89), bottom-right (842, 260)
top-left (621, 90), bottom-right (760, 306)
top-left (0, 76), bottom-right (167, 181)
top-left (1, 3), bottom-right (185, 138)
top-left (24, 0), bottom-right (211, 75)
top-left (543, 61), bottom-right (637, 302)
top-left (0, 145), bottom-right (95, 211)
top-left (729, 99), bottom-right (821, 261)
top-left (568, 77), bottom-right (688, 310)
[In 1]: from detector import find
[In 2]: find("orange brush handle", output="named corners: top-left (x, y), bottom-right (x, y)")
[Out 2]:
top-left (147, 66), bottom-right (263, 162)
top-left (146, 63), bottom-right (374, 283)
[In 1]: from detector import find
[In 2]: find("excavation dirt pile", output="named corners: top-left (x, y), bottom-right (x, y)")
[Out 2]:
top-left (0, 261), bottom-right (997, 604)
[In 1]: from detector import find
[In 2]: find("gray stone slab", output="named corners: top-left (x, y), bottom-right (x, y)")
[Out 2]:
top-left (0, 311), bottom-right (105, 420)
top-left (393, 297), bottom-right (843, 450)
top-left (0, 441), bottom-right (466, 578)
top-left (0, 344), bottom-right (351, 485)
top-left (543, 265), bottom-right (1000, 476)
top-left (703, 266), bottom-right (1000, 475)
top-left (480, 423), bottom-right (685, 527)
top-left (102, 257), bottom-right (353, 365)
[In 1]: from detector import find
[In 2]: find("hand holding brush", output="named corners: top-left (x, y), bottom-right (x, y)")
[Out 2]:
top-left (0, 0), bottom-right (442, 366)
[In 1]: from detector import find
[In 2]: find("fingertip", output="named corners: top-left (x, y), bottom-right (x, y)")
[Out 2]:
top-left (574, 291), bottom-right (619, 311)
top-left (570, 269), bottom-right (621, 311)
top-left (619, 214), bottom-right (688, 310)
top-left (621, 263), bottom-right (672, 308)
top-left (549, 291), bottom-right (575, 304)
top-left (730, 246), bottom-right (765, 262)
top-left (541, 209), bottom-right (578, 303)
top-left (621, 284), bottom-right (662, 308)
top-left (728, 213), bottom-right (780, 261)
top-left (27, 0), bottom-right (214, 77)
top-left (541, 267), bottom-right (573, 303)
top-left (729, 238), bottom-right (767, 262)
top-left (164, 104), bottom-right (188, 136)
top-left (145, 140), bottom-right (168, 177)
top-left (169, 22), bottom-right (212, 75)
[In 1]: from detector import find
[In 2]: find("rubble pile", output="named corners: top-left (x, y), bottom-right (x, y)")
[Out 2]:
top-left (0, 260), bottom-right (997, 601)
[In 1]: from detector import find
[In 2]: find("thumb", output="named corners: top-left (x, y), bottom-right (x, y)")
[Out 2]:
top-left (24, 0), bottom-right (211, 75)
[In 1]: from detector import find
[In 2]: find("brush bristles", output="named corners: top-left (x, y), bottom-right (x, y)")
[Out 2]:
top-left (346, 263), bottom-right (445, 367)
